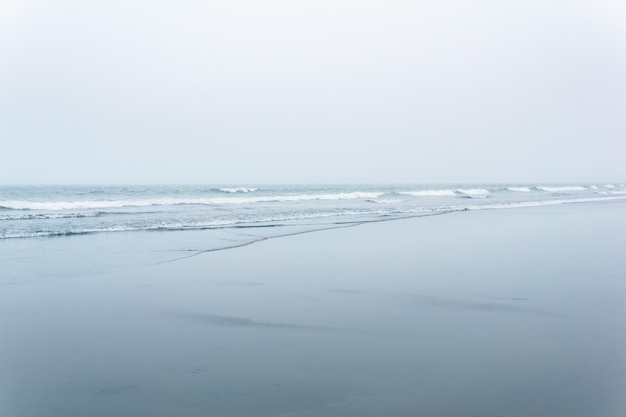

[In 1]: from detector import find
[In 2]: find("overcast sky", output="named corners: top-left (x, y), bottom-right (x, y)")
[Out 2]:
top-left (1, 0), bottom-right (624, 184)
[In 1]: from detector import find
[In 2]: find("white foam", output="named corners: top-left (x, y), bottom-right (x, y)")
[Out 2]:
top-left (456, 188), bottom-right (490, 197)
top-left (609, 191), bottom-right (626, 195)
top-left (506, 187), bottom-right (531, 192)
top-left (0, 192), bottom-right (385, 211)
top-left (367, 199), bottom-right (405, 204)
top-left (0, 225), bottom-right (141, 239)
top-left (0, 199), bottom-right (165, 210)
top-left (536, 186), bottom-right (586, 192)
top-left (465, 196), bottom-right (626, 211)
top-left (590, 185), bottom-right (599, 189)
top-left (0, 212), bottom-right (101, 221)
top-left (601, 184), bottom-right (615, 188)
top-left (218, 187), bottom-right (258, 193)
top-left (4, 194), bottom-right (626, 239)
top-left (402, 188), bottom-right (489, 198)
top-left (399, 190), bottom-right (457, 197)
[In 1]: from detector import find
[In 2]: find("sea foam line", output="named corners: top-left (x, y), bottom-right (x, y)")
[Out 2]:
top-left (0, 212), bottom-right (103, 221)
top-left (0, 192), bottom-right (385, 211)
top-left (465, 196), bottom-right (626, 211)
top-left (0, 206), bottom-right (447, 240)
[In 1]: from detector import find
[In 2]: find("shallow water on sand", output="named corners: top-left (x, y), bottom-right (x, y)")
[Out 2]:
top-left (1, 202), bottom-right (625, 416)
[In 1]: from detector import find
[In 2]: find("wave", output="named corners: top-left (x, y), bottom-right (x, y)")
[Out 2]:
top-left (366, 199), bottom-right (405, 204)
top-left (1, 205), bottom-right (458, 239)
top-left (0, 212), bottom-right (103, 221)
top-left (399, 190), bottom-right (457, 197)
top-left (506, 187), bottom-right (531, 192)
top-left (218, 187), bottom-right (258, 193)
top-left (465, 196), bottom-right (626, 211)
top-left (596, 191), bottom-right (626, 195)
top-left (455, 188), bottom-right (490, 197)
top-left (398, 189), bottom-right (489, 198)
top-left (0, 209), bottom-right (387, 239)
top-left (3, 195), bottom-right (626, 239)
top-left (0, 225), bottom-right (141, 239)
top-left (535, 186), bottom-right (586, 192)
top-left (0, 192), bottom-right (385, 211)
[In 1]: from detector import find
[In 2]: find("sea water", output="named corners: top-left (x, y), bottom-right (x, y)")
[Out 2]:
top-left (2, 183), bottom-right (624, 241)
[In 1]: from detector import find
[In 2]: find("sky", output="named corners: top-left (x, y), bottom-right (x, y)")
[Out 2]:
top-left (0, 0), bottom-right (625, 184)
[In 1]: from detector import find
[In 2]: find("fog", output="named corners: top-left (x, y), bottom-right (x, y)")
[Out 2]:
top-left (1, 0), bottom-right (624, 184)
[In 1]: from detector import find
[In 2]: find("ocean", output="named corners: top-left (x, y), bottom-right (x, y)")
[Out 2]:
top-left (2, 183), bottom-right (625, 242)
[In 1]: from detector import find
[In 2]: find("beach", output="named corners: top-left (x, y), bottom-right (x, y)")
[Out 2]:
top-left (1, 200), bottom-right (625, 416)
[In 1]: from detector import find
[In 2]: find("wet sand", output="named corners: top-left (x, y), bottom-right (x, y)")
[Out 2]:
top-left (1, 202), bottom-right (625, 416)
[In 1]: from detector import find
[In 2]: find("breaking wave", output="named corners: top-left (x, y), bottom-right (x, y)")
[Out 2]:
top-left (399, 190), bottom-right (457, 197)
top-left (535, 186), bottom-right (586, 192)
top-left (0, 212), bottom-right (103, 221)
top-left (0, 208), bottom-right (434, 239)
top-left (366, 199), bottom-right (405, 204)
top-left (3, 183), bottom-right (625, 241)
top-left (400, 189), bottom-right (489, 198)
top-left (0, 192), bottom-right (385, 211)
top-left (218, 187), bottom-right (258, 193)
top-left (466, 196), bottom-right (626, 211)
top-left (455, 188), bottom-right (490, 198)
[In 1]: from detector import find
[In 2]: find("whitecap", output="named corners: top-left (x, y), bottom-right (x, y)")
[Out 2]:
top-left (218, 187), bottom-right (258, 193)
top-left (0, 192), bottom-right (385, 211)
top-left (535, 186), bottom-right (586, 192)
top-left (455, 188), bottom-right (490, 197)
top-left (366, 199), bottom-right (405, 204)
top-left (399, 190), bottom-right (456, 197)
top-left (505, 187), bottom-right (531, 192)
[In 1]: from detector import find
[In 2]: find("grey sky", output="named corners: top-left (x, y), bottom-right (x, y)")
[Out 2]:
top-left (1, 0), bottom-right (624, 184)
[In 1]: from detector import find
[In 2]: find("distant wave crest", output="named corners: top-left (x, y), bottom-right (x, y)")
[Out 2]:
top-left (399, 189), bottom-right (489, 198)
top-left (535, 186), bottom-right (586, 192)
top-left (399, 190), bottom-right (457, 197)
top-left (218, 187), bottom-right (258, 193)
top-left (455, 188), bottom-right (490, 198)
top-left (366, 198), bottom-right (405, 204)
